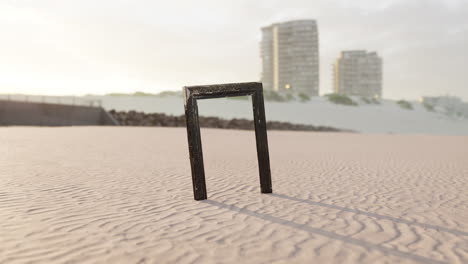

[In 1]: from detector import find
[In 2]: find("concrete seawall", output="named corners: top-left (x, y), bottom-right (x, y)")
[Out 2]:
top-left (0, 100), bottom-right (118, 126)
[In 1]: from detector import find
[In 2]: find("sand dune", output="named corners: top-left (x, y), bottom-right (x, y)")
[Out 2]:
top-left (1, 127), bottom-right (467, 263)
top-left (79, 95), bottom-right (468, 135)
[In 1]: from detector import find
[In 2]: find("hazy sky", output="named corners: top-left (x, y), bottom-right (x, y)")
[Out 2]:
top-left (1, 0), bottom-right (467, 100)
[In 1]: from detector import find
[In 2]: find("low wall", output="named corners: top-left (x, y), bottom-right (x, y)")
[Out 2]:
top-left (109, 110), bottom-right (346, 132)
top-left (0, 100), bottom-right (118, 126)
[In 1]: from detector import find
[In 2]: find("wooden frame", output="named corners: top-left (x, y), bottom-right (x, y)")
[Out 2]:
top-left (184, 82), bottom-right (272, 200)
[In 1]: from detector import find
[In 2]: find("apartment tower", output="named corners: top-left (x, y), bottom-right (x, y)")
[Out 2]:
top-left (333, 50), bottom-right (383, 98)
top-left (260, 20), bottom-right (319, 96)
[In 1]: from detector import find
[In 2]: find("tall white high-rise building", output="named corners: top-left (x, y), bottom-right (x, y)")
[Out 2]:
top-left (333, 50), bottom-right (383, 98)
top-left (260, 20), bottom-right (319, 96)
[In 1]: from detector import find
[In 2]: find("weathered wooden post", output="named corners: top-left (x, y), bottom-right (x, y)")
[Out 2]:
top-left (184, 82), bottom-right (272, 200)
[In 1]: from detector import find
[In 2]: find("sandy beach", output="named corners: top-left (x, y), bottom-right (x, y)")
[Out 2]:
top-left (1, 127), bottom-right (467, 263)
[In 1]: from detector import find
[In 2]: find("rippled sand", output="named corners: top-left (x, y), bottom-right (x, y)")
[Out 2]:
top-left (1, 127), bottom-right (467, 264)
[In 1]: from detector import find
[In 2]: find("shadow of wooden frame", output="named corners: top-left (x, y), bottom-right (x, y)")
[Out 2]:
top-left (183, 82), bottom-right (272, 200)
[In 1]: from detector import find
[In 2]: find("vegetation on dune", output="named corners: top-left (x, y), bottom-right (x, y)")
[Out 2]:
top-left (326, 93), bottom-right (358, 106)
top-left (156, 91), bottom-right (182, 97)
top-left (361, 97), bottom-right (371, 104)
top-left (226, 91), bottom-right (310, 103)
top-left (360, 97), bottom-right (380, 105)
top-left (397, 100), bottom-right (413, 110)
top-left (101, 89), bottom-right (318, 103)
top-left (104, 90), bottom-right (302, 102)
top-left (298, 93), bottom-right (311, 102)
top-left (106, 92), bottom-right (130, 96)
top-left (423, 102), bottom-right (434, 112)
top-left (263, 90), bottom-right (289, 102)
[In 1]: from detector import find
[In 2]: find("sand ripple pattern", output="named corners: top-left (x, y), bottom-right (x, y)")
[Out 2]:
top-left (1, 127), bottom-right (467, 264)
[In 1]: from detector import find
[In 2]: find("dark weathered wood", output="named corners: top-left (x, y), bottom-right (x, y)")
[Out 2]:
top-left (185, 82), bottom-right (258, 100)
top-left (184, 96), bottom-right (207, 200)
top-left (183, 82), bottom-right (273, 200)
top-left (251, 86), bottom-right (272, 193)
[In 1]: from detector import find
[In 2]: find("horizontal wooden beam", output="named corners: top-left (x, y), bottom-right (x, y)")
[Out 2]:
top-left (184, 82), bottom-right (260, 102)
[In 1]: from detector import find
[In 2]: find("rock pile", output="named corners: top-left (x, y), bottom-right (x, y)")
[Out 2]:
top-left (109, 110), bottom-right (346, 132)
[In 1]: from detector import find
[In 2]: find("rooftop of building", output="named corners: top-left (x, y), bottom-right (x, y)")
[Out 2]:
top-left (261, 19), bottom-right (317, 30)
